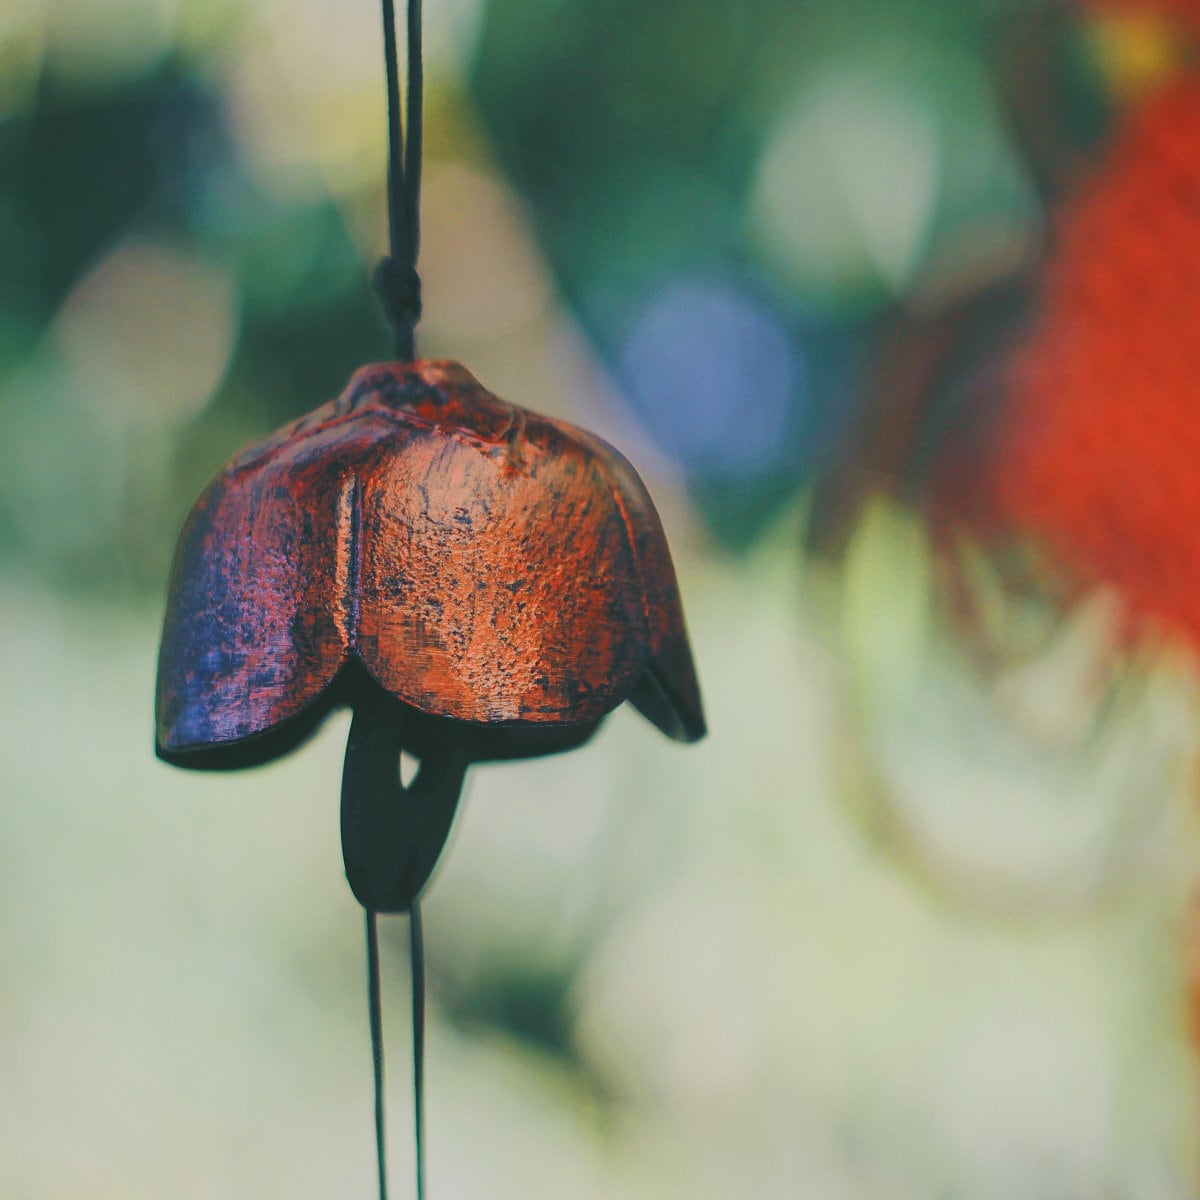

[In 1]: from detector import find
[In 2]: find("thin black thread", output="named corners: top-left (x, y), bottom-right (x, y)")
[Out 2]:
top-left (404, 0), bottom-right (423, 264)
top-left (366, 909), bottom-right (389, 1200)
top-left (411, 900), bottom-right (427, 1200)
top-left (377, 0), bottom-right (424, 360)
top-left (364, 891), bottom-right (428, 1200)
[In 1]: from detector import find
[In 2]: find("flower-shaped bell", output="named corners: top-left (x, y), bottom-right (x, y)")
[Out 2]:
top-left (156, 360), bottom-right (704, 912)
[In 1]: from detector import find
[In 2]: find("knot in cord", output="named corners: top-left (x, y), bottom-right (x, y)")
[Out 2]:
top-left (375, 256), bottom-right (423, 330)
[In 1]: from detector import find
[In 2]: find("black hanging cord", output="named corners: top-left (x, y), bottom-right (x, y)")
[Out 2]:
top-left (410, 901), bottom-right (427, 1200)
top-left (365, 902), bottom-right (428, 1200)
top-left (365, 910), bottom-right (389, 1200)
top-left (376, 0), bottom-right (424, 360)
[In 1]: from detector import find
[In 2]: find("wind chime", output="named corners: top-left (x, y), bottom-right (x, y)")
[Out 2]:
top-left (154, 1), bottom-right (705, 1196)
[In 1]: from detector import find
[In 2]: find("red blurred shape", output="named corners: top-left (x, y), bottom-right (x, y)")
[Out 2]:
top-left (980, 81), bottom-right (1200, 648)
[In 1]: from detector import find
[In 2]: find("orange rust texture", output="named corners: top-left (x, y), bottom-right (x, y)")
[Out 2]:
top-left (156, 360), bottom-right (704, 756)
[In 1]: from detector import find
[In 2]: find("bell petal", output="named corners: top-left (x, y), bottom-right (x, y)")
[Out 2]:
top-left (156, 420), bottom-right (361, 756)
top-left (354, 399), bottom-right (651, 727)
top-left (629, 612), bottom-right (706, 742)
top-left (574, 429), bottom-right (706, 741)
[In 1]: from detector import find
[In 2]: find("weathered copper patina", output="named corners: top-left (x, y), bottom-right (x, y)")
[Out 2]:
top-left (156, 359), bottom-right (704, 909)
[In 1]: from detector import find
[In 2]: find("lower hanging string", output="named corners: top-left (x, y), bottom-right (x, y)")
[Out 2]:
top-left (366, 910), bottom-right (390, 1200)
top-left (410, 901), bottom-right (427, 1200)
top-left (365, 906), bottom-right (427, 1200)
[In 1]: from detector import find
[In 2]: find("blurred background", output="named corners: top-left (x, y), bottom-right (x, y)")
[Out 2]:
top-left (5, 0), bottom-right (1200, 1194)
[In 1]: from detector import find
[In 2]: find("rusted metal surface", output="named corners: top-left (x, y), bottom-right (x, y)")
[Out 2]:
top-left (156, 359), bottom-right (705, 766)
